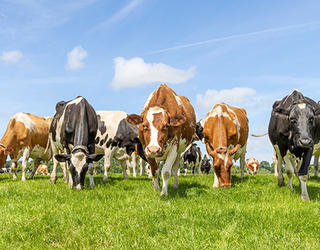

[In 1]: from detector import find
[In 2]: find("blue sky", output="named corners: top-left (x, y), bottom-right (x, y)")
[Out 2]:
top-left (1, 0), bottom-right (320, 162)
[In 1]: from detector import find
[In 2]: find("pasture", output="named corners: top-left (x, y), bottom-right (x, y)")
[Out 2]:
top-left (0, 171), bottom-right (320, 249)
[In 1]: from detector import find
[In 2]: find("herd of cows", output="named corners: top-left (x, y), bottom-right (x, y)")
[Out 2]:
top-left (0, 83), bottom-right (319, 200)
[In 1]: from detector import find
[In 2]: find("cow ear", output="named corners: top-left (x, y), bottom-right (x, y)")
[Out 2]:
top-left (169, 114), bottom-right (186, 127)
top-left (229, 144), bottom-right (240, 155)
top-left (87, 154), bottom-right (104, 163)
top-left (4, 148), bottom-right (12, 156)
top-left (126, 114), bottom-right (143, 126)
top-left (54, 154), bottom-right (71, 162)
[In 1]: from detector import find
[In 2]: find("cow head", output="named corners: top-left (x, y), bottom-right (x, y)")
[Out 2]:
top-left (195, 121), bottom-right (204, 141)
top-left (288, 103), bottom-right (316, 148)
top-left (246, 158), bottom-right (260, 175)
top-left (127, 106), bottom-right (186, 158)
top-left (206, 144), bottom-right (239, 187)
top-left (0, 144), bottom-right (11, 168)
top-left (55, 146), bottom-right (103, 189)
top-left (201, 155), bottom-right (211, 174)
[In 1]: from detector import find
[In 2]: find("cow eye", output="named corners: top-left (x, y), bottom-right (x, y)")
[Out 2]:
top-left (143, 124), bottom-right (149, 131)
top-left (163, 124), bottom-right (169, 130)
top-left (290, 118), bottom-right (297, 124)
top-left (309, 117), bottom-right (314, 123)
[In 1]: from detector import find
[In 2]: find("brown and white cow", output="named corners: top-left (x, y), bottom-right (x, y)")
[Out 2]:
top-left (203, 103), bottom-right (248, 187)
top-left (127, 84), bottom-right (196, 196)
top-left (245, 158), bottom-right (260, 175)
top-left (0, 113), bottom-right (52, 181)
top-left (36, 164), bottom-right (49, 176)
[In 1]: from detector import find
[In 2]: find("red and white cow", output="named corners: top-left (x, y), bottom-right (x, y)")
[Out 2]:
top-left (127, 84), bottom-right (196, 196)
top-left (0, 113), bottom-right (52, 181)
top-left (245, 158), bottom-right (260, 175)
top-left (36, 164), bottom-right (49, 176)
top-left (203, 103), bottom-right (248, 187)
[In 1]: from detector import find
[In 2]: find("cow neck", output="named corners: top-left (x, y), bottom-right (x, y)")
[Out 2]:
top-left (0, 128), bottom-right (16, 150)
top-left (214, 117), bottom-right (227, 149)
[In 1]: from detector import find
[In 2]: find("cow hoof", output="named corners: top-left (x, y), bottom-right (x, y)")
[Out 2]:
top-left (90, 183), bottom-right (96, 189)
top-left (160, 191), bottom-right (168, 196)
top-left (13, 176), bottom-right (17, 181)
top-left (301, 193), bottom-right (310, 201)
top-left (152, 180), bottom-right (160, 190)
top-left (103, 176), bottom-right (108, 182)
top-left (21, 177), bottom-right (26, 182)
top-left (173, 183), bottom-right (178, 189)
top-left (50, 177), bottom-right (57, 184)
top-left (278, 178), bottom-right (285, 187)
top-left (76, 184), bottom-right (82, 190)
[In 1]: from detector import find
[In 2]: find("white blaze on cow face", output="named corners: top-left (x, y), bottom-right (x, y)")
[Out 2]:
top-left (298, 103), bottom-right (306, 109)
top-left (71, 152), bottom-right (87, 175)
top-left (145, 107), bottom-right (165, 155)
top-left (14, 113), bottom-right (34, 131)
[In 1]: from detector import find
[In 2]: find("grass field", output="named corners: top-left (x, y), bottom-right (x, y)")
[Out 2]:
top-left (0, 171), bottom-right (320, 249)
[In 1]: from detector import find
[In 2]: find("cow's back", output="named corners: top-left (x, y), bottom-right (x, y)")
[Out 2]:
top-left (230, 106), bottom-right (249, 147)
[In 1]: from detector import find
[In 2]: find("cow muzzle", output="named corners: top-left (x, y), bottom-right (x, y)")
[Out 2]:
top-left (146, 146), bottom-right (162, 157)
top-left (220, 183), bottom-right (231, 188)
top-left (297, 138), bottom-right (313, 148)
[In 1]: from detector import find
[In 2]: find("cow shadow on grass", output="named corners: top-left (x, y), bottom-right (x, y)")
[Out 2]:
top-left (231, 175), bottom-right (250, 186)
top-left (86, 175), bottom-right (151, 187)
top-left (165, 182), bottom-right (209, 200)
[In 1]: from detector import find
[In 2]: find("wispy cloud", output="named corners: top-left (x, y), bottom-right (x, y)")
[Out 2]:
top-left (91, 0), bottom-right (144, 32)
top-left (110, 57), bottom-right (195, 89)
top-left (149, 21), bottom-right (320, 54)
top-left (0, 50), bottom-right (23, 64)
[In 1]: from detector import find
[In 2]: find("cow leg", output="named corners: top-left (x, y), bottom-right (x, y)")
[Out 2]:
top-left (11, 161), bottom-right (18, 180)
top-left (184, 168), bottom-right (187, 176)
top-left (29, 158), bottom-right (40, 179)
top-left (240, 146), bottom-right (246, 178)
top-left (298, 148), bottom-right (312, 201)
top-left (160, 145), bottom-right (178, 196)
top-left (21, 147), bottom-right (30, 181)
top-left (131, 152), bottom-right (137, 178)
top-left (273, 151), bottom-right (278, 177)
top-left (314, 155), bottom-right (319, 178)
top-left (274, 146), bottom-right (284, 186)
top-left (139, 158), bottom-right (145, 176)
top-left (121, 161), bottom-right (129, 179)
top-left (172, 155), bottom-right (180, 189)
top-left (283, 153), bottom-right (295, 191)
top-left (61, 162), bottom-right (69, 184)
top-left (87, 163), bottom-right (95, 188)
top-left (103, 149), bottom-right (113, 182)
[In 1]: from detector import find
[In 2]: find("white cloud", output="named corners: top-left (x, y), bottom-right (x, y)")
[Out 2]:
top-left (110, 57), bottom-right (196, 89)
top-left (0, 50), bottom-right (23, 64)
top-left (196, 87), bottom-right (256, 110)
top-left (65, 46), bottom-right (88, 71)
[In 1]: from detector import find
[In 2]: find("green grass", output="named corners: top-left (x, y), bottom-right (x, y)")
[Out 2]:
top-left (0, 171), bottom-right (320, 249)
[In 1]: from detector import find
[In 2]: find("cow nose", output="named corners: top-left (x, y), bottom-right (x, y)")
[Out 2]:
top-left (220, 183), bottom-right (231, 188)
top-left (147, 146), bottom-right (161, 154)
top-left (299, 138), bottom-right (313, 147)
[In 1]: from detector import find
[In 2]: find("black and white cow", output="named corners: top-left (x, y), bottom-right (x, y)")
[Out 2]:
top-left (95, 111), bottom-right (147, 181)
top-left (195, 120), bottom-right (205, 142)
top-left (201, 155), bottom-right (211, 174)
top-left (269, 90), bottom-right (320, 200)
top-left (183, 143), bottom-right (202, 174)
top-left (49, 96), bottom-right (103, 190)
